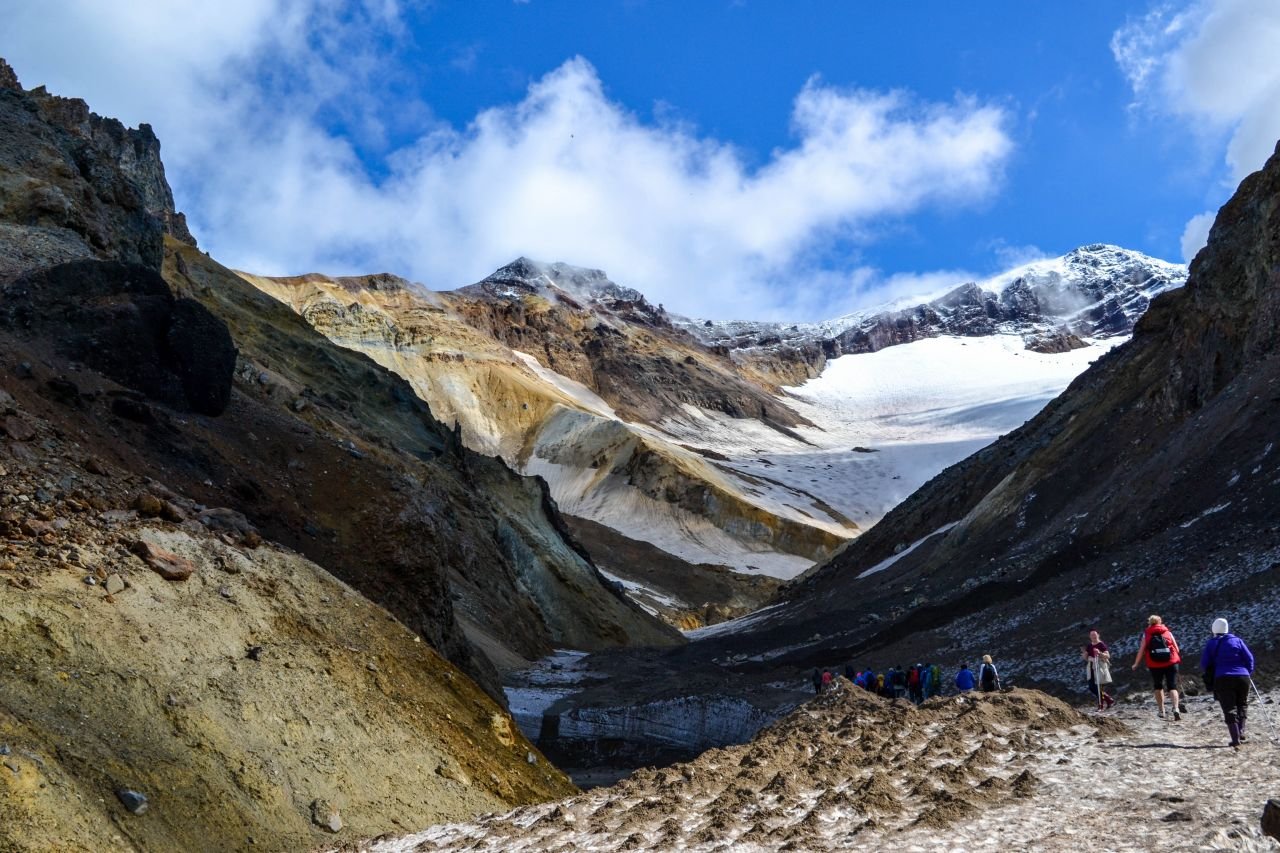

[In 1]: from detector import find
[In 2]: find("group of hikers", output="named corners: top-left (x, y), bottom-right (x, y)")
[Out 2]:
top-left (1085, 614), bottom-right (1259, 748)
top-left (810, 614), bottom-right (1260, 749)
top-left (812, 655), bottom-right (1001, 703)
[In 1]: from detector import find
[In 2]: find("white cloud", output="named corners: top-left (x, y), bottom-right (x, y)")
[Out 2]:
top-left (1179, 210), bottom-right (1217, 262)
top-left (1113, 0), bottom-right (1280, 257)
top-left (1, 2), bottom-right (1011, 320)
top-left (987, 240), bottom-right (1050, 272)
top-left (1114, 0), bottom-right (1280, 180)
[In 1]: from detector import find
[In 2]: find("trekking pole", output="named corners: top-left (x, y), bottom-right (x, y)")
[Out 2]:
top-left (1249, 678), bottom-right (1279, 742)
top-left (1096, 657), bottom-right (1103, 711)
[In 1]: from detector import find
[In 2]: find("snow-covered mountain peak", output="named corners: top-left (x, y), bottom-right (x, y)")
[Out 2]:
top-left (463, 257), bottom-right (650, 306)
top-left (979, 244), bottom-right (1187, 296)
top-left (676, 244), bottom-right (1188, 355)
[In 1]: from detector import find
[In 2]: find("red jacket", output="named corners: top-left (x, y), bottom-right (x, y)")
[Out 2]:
top-left (1142, 624), bottom-right (1181, 668)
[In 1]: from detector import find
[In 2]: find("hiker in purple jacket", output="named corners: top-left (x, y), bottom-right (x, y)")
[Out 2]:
top-left (1200, 618), bottom-right (1256, 749)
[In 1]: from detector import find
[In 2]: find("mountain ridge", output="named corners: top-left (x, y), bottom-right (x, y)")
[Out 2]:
top-left (675, 243), bottom-right (1187, 385)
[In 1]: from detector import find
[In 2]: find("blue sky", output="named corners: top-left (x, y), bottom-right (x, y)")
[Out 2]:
top-left (410, 2), bottom-right (1200, 268)
top-left (4, 1), bottom-right (1279, 319)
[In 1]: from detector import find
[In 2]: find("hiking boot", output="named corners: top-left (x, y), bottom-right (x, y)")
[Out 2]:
top-left (1157, 708), bottom-right (1165, 719)
top-left (1103, 694), bottom-right (1116, 710)
top-left (1239, 732), bottom-right (1248, 743)
top-left (1172, 709), bottom-right (1182, 721)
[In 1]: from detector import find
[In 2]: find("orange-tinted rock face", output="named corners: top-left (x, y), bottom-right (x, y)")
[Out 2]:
top-left (239, 262), bottom-right (860, 582)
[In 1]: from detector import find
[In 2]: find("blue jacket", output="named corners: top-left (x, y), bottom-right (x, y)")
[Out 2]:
top-left (955, 667), bottom-right (975, 691)
top-left (1200, 634), bottom-right (1255, 677)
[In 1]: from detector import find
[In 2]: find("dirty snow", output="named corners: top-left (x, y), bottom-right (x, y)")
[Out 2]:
top-left (355, 687), bottom-right (1280, 852)
top-left (598, 569), bottom-right (681, 615)
top-left (504, 650), bottom-right (599, 741)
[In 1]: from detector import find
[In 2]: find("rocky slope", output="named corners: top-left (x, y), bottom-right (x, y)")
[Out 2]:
top-left (1, 56), bottom-right (679, 688)
top-left (0, 395), bottom-right (575, 851)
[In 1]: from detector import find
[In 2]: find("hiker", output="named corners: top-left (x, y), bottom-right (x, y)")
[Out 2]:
top-left (979, 655), bottom-right (1001, 692)
top-left (1131, 614), bottom-right (1183, 720)
top-left (1082, 629), bottom-right (1116, 710)
top-left (811, 667), bottom-right (823, 695)
top-left (821, 669), bottom-right (834, 692)
top-left (1200, 618), bottom-right (1256, 749)
top-left (908, 664), bottom-right (923, 704)
top-left (875, 672), bottom-right (885, 695)
top-left (892, 666), bottom-right (908, 699)
top-left (920, 663), bottom-right (932, 700)
top-left (844, 662), bottom-right (856, 682)
top-left (929, 663), bottom-right (943, 698)
top-left (955, 663), bottom-right (975, 692)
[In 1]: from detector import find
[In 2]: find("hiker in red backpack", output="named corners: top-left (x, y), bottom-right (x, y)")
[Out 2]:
top-left (907, 665), bottom-right (923, 704)
top-left (1131, 614), bottom-right (1183, 720)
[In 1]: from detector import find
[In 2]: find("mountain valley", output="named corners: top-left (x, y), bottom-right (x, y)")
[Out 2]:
top-left (4, 49), bottom-right (1280, 853)
top-left (237, 243), bottom-right (1185, 628)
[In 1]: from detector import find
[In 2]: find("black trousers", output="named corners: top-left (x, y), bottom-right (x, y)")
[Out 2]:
top-left (1214, 675), bottom-right (1250, 726)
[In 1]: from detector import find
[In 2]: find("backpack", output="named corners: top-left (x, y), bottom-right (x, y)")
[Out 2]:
top-left (981, 664), bottom-right (997, 689)
top-left (908, 668), bottom-right (920, 687)
top-left (1147, 631), bottom-right (1172, 663)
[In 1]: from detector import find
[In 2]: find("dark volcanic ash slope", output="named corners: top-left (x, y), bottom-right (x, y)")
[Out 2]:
top-left (724, 140), bottom-right (1280, 681)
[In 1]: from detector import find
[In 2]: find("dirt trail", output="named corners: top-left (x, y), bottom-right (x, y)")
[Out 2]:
top-left (356, 686), bottom-right (1280, 852)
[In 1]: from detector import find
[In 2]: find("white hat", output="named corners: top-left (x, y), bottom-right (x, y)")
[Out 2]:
top-left (1211, 618), bottom-right (1229, 635)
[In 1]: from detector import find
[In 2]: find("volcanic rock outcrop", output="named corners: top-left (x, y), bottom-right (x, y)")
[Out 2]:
top-left (0, 59), bottom-right (192, 281)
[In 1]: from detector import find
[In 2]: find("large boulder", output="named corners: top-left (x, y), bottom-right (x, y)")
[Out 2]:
top-left (1263, 799), bottom-right (1280, 841)
top-left (1, 259), bottom-right (235, 415)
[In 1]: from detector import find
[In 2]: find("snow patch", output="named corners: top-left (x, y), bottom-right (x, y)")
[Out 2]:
top-left (857, 522), bottom-right (959, 579)
top-left (512, 350), bottom-right (617, 419)
top-left (1179, 502), bottom-right (1232, 528)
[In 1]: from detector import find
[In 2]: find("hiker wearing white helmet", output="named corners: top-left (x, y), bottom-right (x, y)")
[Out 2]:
top-left (1200, 618), bottom-right (1256, 749)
